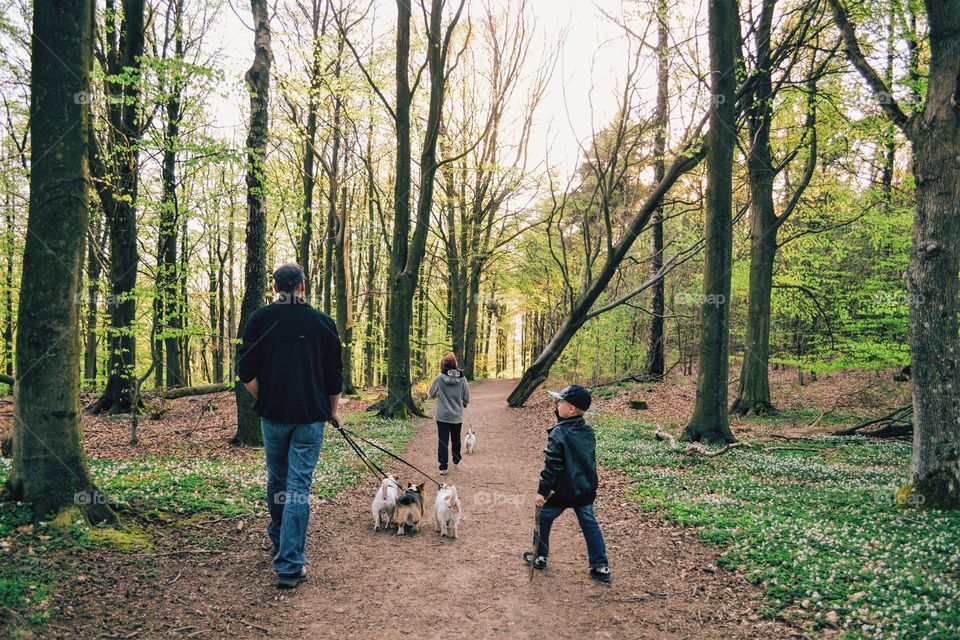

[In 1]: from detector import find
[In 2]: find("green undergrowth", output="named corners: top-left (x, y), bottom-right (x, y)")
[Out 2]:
top-left (0, 414), bottom-right (416, 629)
top-left (593, 413), bottom-right (960, 639)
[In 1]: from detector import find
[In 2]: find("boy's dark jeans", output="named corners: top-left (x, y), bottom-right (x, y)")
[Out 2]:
top-left (436, 421), bottom-right (462, 470)
top-left (534, 503), bottom-right (608, 568)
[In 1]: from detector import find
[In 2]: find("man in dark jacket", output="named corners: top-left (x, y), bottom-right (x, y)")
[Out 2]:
top-left (522, 384), bottom-right (611, 585)
top-left (237, 263), bottom-right (343, 589)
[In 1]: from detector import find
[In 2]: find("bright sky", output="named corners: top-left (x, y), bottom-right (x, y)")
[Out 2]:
top-left (206, 0), bottom-right (676, 180)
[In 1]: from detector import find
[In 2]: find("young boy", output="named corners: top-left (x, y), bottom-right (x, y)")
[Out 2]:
top-left (523, 384), bottom-right (611, 585)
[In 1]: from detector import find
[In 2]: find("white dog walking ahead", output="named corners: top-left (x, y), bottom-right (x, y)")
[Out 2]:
top-left (434, 484), bottom-right (462, 539)
top-left (371, 474), bottom-right (400, 531)
top-left (464, 428), bottom-right (477, 454)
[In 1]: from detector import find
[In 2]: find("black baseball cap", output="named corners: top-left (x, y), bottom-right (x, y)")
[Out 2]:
top-left (273, 263), bottom-right (305, 292)
top-left (547, 384), bottom-right (592, 411)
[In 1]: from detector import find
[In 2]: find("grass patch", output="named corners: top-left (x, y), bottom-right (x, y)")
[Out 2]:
top-left (0, 413), bottom-right (417, 630)
top-left (594, 413), bottom-right (960, 639)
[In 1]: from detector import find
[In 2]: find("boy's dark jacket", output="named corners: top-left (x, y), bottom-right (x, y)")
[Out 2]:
top-left (537, 416), bottom-right (599, 507)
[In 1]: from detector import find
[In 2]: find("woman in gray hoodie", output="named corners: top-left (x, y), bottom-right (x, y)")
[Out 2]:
top-left (428, 353), bottom-right (470, 475)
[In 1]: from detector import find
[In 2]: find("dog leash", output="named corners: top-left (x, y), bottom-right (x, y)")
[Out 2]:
top-left (331, 419), bottom-right (390, 481)
top-left (330, 419), bottom-right (443, 489)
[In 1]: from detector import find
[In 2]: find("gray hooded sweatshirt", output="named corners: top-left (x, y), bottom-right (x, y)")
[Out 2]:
top-left (428, 369), bottom-right (470, 423)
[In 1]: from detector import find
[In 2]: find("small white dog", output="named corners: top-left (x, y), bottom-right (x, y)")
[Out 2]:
top-left (434, 484), bottom-right (462, 539)
top-left (464, 428), bottom-right (477, 454)
top-left (371, 474), bottom-right (400, 531)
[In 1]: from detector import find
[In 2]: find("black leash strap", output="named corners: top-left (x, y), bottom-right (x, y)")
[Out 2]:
top-left (331, 419), bottom-right (388, 481)
top-left (330, 418), bottom-right (443, 488)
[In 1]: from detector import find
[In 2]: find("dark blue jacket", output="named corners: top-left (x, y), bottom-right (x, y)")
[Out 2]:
top-left (537, 416), bottom-right (599, 507)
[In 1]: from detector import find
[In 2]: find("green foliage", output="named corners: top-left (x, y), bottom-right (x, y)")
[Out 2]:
top-left (593, 414), bottom-right (960, 639)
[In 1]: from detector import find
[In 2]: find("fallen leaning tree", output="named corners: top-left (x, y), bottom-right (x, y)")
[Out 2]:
top-left (832, 405), bottom-right (913, 439)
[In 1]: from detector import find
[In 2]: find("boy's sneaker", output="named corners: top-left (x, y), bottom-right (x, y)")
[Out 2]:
top-left (590, 566), bottom-right (612, 585)
top-left (522, 551), bottom-right (547, 570)
top-left (276, 567), bottom-right (307, 589)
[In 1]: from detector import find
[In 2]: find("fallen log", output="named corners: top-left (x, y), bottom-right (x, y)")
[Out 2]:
top-left (162, 383), bottom-right (231, 399)
top-left (832, 404), bottom-right (912, 438)
top-left (0, 374), bottom-right (13, 387)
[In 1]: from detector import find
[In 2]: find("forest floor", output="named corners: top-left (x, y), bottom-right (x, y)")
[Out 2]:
top-left (1, 368), bottom-right (956, 639)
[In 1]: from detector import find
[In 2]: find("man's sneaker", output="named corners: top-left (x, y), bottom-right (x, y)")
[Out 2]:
top-left (590, 566), bottom-right (612, 585)
top-left (276, 567), bottom-right (307, 589)
top-left (522, 551), bottom-right (547, 570)
top-left (439, 469), bottom-right (447, 476)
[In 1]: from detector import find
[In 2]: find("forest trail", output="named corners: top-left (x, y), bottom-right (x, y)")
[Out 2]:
top-left (290, 379), bottom-right (798, 639)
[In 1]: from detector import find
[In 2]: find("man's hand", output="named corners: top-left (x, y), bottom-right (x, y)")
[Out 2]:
top-left (330, 393), bottom-right (341, 424)
top-left (535, 494), bottom-right (547, 507)
top-left (244, 378), bottom-right (259, 400)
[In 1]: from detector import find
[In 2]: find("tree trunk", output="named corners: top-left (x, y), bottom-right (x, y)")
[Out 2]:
top-left (297, 3), bottom-right (322, 299)
top-left (907, 126), bottom-right (960, 508)
top-left (376, 0), bottom-right (463, 417)
top-left (829, 0), bottom-right (960, 507)
top-left (157, 8), bottom-right (185, 389)
top-left (334, 183), bottom-right (355, 394)
top-left (233, 0), bottom-right (271, 446)
top-left (507, 143), bottom-right (705, 406)
top-left (731, 0), bottom-right (776, 416)
top-left (680, 0), bottom-right (738, 444)
top-left (645, 0), bottom-right (669, 381)
top-left (89, 0), bottom-right (145, 415)
top-left (3, 0), bottom-right (114, 523)
top-left (83, 214), bottom-right (105, 384)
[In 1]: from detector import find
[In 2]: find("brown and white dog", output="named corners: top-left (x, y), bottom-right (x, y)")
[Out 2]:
top-left (394, 482), bottom-right (426, 535)
top-left (434, 484), bottom-right (462, 539)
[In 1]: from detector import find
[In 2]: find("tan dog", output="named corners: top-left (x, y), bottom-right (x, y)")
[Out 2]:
top-left (434, 484), bottom-right (462, 539)
top-left (394, 482), bottom-right (426, 535)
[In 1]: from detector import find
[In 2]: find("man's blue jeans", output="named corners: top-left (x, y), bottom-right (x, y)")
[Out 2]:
top-left (534, 503), bottom-right (609, 568)
top-left (261, 418), bottom-right (325, 577)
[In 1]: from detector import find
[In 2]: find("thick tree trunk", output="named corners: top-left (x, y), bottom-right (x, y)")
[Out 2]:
top-left (829, 0), bottom-right (960, 507)
top-left (4, 0), bottom-right (114, 523)
top-left (645, 0), bottom-right (669, 381)
top-left (680, 0), bottom-right (738, 444)
top-left (732, 0), bottom-right (776, 416)
top-left (89, 0), bottom-right (146, 415)
top-left (233, 0), bottom-right (271, 446)
top-left (907, 130), bottom-right (960, 508)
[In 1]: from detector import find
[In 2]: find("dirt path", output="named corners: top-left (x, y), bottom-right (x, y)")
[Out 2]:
top-left (286, 379), bottom-right (799, 639)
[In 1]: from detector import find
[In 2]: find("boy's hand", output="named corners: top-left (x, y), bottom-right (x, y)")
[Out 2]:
top-left (535, 494), bottom-right (546, 507)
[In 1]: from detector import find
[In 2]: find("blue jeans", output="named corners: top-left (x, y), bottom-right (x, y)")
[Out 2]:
top-left (534, 503), bottom-right (609, 569)
top-left (261, 418), bottom-right (325, 577)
